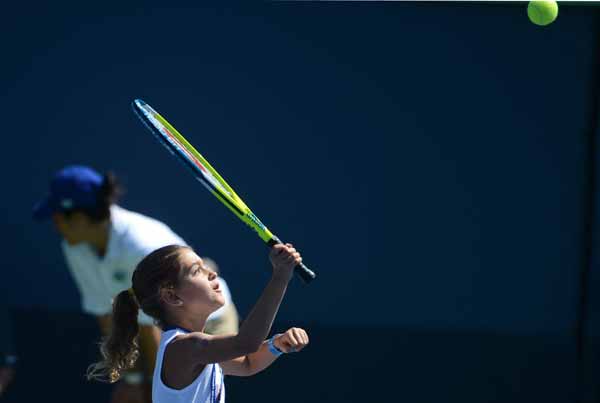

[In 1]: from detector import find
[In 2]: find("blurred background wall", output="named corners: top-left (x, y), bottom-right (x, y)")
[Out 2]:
top-left (2, 2), bottom-right (600, 402)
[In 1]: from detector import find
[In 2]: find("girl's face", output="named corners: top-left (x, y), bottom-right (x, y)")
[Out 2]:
top-left (174, 249), bottom-right (225, 316)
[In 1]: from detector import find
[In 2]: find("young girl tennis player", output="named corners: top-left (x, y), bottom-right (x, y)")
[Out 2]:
top-left (88, 243), bottom-right (309, 403)
top-left (35, 165), bottom-right (239, 403)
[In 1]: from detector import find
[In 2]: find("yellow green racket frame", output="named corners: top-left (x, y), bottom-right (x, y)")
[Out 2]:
top-left (132, 99), bottom-right (316, 283)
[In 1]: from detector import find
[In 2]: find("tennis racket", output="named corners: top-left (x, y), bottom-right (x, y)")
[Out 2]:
top-left (131, 99), bottom-right (316, 283)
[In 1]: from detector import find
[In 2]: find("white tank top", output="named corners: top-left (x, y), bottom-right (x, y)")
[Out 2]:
top-left (153, 328), bottom-right (225, 403)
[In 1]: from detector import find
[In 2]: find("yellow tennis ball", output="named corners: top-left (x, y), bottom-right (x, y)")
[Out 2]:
top-left (528, 1), bottom-right (559, 26)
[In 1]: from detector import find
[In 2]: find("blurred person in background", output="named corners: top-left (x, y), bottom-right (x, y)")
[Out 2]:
top-left (33, 165), bottom-right (237, 403)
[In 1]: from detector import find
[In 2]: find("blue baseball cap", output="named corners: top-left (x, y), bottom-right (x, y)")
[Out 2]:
top-left (33, 165), bottom-right (103, 221)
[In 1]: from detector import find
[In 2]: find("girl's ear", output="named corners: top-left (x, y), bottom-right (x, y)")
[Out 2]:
top-left (160, 286), bottom-right (183, 307)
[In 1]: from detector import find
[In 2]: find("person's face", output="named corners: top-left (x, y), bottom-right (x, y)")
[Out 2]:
top-left (51, 212), bottom-right (94, 245)
top-left (170, 250), bottom-right (225, 316)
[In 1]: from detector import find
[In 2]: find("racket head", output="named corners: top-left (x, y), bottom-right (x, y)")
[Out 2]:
top-left (132, 99), bottom-right (245, 207)
top-left (132, 99), bottom-right (315, 283)
top-left (131, 99), bottom-right (274, 242)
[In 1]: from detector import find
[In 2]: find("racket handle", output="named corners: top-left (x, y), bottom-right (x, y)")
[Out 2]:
top-left (268, 238), bottom-right (316, 284)
top-left (295, 262), bottom-right (317, 284)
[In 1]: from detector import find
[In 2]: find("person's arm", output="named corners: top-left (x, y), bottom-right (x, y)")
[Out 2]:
top-left (219, 327), bottom-right (309, 376)
top-left (98, 315), bottom-right (149, 403)
top-left (0, 367), bottom-right (15, 397)
top-left (97, 314), bottom-right (112, 336)
top-left (170, 244), bottom-right (300, 367)
top-left (137, 324), bottom-right (161, 376)
top-left (98, 315), bottom-right (156, 374)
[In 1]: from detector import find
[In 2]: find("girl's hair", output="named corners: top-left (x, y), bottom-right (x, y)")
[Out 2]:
top-left (87, 244), bottom-right (190, 383)
top-left (64, 172), bottom-right (123, 222)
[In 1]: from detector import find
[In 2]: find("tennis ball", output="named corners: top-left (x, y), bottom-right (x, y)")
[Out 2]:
top-left (527, 1), bottom-right (558, 26)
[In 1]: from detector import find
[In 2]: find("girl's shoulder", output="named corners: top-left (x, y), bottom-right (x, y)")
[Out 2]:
top-left (163, 328), bottom-right (212, 356)
top-left (163, 331), bottom-right (213, 377)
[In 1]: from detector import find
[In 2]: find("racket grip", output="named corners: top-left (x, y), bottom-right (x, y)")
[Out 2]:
top-left (268, 238), bottom-right (316, 284)
top-left (295, 262), bottom-right (317, 284)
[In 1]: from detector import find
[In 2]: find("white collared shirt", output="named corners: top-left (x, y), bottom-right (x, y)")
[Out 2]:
top-left (62, 205), bottom-right (186, 325)
top-left (62, 205), bottom-right (234, 325)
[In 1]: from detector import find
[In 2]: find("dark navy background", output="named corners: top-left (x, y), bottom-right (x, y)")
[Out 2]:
top-left (2, 2), bottom-right (600, 402)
